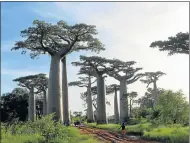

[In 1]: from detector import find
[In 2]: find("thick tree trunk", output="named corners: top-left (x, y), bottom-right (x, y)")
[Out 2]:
top-left (114, 88), bottom-right (119, 123)
top-left (96, 74), bottom-right (107, 124)
top-left (47, 55), bottom-right (63, 122)
top-left (153, 81), bottom-right (157, 107)
top-left (43, 90), bottom-right (47, 116)
top-left (119, 79), bottom-right (129, 123)
top-left (62, 57), bottom-right (70, 125)
top-left (87, 78), bottom-right (94, 123)
top-left (28, 87), bottom-right (35, 121)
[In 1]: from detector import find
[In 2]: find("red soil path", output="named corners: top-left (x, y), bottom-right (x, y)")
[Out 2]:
top-left (79, 126), bottom-right (162, 143)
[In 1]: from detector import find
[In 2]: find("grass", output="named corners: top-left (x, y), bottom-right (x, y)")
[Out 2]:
top-left (1, 114), bottom-right (100, 143)
top-left (86, 122), bottom-right (189, 143)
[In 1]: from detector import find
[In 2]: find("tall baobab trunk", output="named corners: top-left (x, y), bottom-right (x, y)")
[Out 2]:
top-left (119, 79), bottom-right (128, 123)
top-left (62, 57), bottom-right (70, 125)
top-left (47, 55), bottom-right (63, 122)
top-left (28, 86), bottom-right (35, 121)
top-left (43, 90), bottom-right (47, 116)
top-left (87, 77), bottom-right (94, 123)
top-left (153, 81), bottom-right (157, 107)
top-left (114, 87), bottom-right (119, 123)
top-left (97, 74), bottom-right (107, 124)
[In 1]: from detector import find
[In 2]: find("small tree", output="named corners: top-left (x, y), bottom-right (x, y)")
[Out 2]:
top-left (140, 71), bottom-right (166, 107)
top-left (106, 84), bottom-right (120, 123)
top-left (150, 32), bottom-right (189, 56)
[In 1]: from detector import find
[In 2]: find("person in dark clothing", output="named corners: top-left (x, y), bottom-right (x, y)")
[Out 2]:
top-left (118, 122), bottom-right (126, 137)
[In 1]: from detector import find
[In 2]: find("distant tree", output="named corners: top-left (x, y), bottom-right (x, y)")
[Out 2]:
top-left (13, 74), bottom-right (43, 121)
top-left (12, 20), bottom-right (104, 123)
top-left (72, 56), bottom-right (115, 124)
top-left (150, 32), bottom-right (189, 55)
top-left (128, 92), bottom-right (138, 117)
top-left (140, 71), bottom-right (166, 107)
top-left (106, 59), bottom-right (144, 122)
top-left (34, 74), bottom-right (48, 116)
top-left (69, 75), bottom-right (96, 123)
top-left (106, 84), bottom-right (120, 123)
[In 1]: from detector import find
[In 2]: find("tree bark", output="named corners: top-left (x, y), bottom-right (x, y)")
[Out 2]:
top-left (43, 90), bottom-right (47, 116)
top-left (129, 99), bottom-right (132, 117)
top-left (47, 55), bottom-right (63, 122)
top-left (62, 57), bottom-right (70, 125)
top-left (153, 81), bottom-right (157, 107)
top-left (114, 88), bottom-right (119, 123)
top-left (87, 77), bottom-right (94, 123)
top-left (119, 79), bottom-right (129, 123)
top-left (28, 86), bottom-right (35, 121)
top-left (96, 74), bottom-right (107, 124)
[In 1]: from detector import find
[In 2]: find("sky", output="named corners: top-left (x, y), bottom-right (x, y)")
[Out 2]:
top-left (1, 2), bottom-right (189, 116)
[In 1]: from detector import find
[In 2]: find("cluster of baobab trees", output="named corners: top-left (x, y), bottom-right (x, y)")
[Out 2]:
top-left (11, 19), bottom-right (189, 125)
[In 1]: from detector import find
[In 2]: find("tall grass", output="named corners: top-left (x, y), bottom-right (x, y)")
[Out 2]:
top-left (1, 114), bottom-right (99, 143)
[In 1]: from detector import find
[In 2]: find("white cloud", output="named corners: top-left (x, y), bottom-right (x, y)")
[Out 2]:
top-left (31, 2), bottom-right (190, 115)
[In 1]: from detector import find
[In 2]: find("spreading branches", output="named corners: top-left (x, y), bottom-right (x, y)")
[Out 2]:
top-left (12, 20), bottom-right (105, 59)
top-left (106, 84), bottom-right (119, 95)
top-left (72, 56), bottom-right (115, 75)
top-left (150, 32), bottom-right (189, 56)
top-left (140, 71), bottom-right (166, 87)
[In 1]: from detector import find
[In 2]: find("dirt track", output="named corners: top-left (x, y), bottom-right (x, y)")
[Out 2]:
top-left (79, 126), bottom-right (162, 143)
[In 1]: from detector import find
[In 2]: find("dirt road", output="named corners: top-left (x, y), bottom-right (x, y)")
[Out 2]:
top-left (79, 126), bottom-right (162, 143)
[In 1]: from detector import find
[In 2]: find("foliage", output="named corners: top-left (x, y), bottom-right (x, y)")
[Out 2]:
top-left (150, 32), bottom-right (189, 55)
top-left (2, 114), bottom-right (98, 143)
top-left (154, 90), bottom-right (189, 125)
top-left (12, 20), bottom-right (105, 58)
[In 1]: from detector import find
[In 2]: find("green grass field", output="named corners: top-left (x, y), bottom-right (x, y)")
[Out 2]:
top-left (86, 123), bottom-right (189, 143)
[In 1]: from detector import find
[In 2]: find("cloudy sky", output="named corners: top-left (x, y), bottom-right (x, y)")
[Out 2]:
top-left (2, 2), bottom-right (189, 116)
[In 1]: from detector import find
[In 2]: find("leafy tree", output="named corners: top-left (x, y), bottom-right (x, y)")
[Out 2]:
top-left (12, 20), bottom-right (104, 122)
top-left (106, 59), bottom-right (144, 122)
top-left (1, 92), bottom-right (28, 122)
top-left (106, 84), bottom-right (120, 123)
top-left (69, 76), bottom-right (96, 123)
top-left (140, 71), bottom-right (166, 107)
top-left (150, 32), bottom-right (189, 55)
top-left (156, 90), bottom-right (188, 125)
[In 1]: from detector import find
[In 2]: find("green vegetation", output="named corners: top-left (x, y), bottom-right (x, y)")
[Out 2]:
top-left (1, 114), bottom-right (99, 143)
top-left (86, 123), bottom-right (188, 143)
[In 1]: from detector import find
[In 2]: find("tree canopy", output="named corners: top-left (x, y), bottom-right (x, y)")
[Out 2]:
top-left (12, 20), bottom-right (105, 58)
top-left (150, 32), bottom-right (189, 56)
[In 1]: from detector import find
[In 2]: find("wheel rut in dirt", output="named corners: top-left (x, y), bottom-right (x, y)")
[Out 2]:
top-left (78, 126), bottom-right (162, 143)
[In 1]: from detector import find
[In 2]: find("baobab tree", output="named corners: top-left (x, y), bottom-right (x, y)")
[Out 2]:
top-left (150, 32), bottom-right (189, 56)
top-left (106, 84), bottom-right (120, 123)
top-left (140, 71), bottom-right (166, 107)
top-left (106, 59), bottom-right (144, 122)
top-left (34, 74), bottom-right (48, 116)
top-left (69, 76), bottom-right (96, 123)
top-left (72, 56), bottom-right (114, 124)
top-left (13, 74), bottom-right (42, 121)
top-left (12, 20), bottom-right (104, 122)
top-left (128, 92), bottom-right (138, 117)
top-left (80, 86), bottom-right (111, 122)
